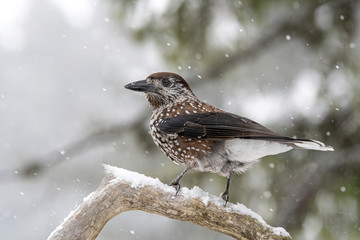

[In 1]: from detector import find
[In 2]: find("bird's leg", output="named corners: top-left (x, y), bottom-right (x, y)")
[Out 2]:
top-left (221, 173), bottom-right (231, 206)
top-left (170, 165), bottom-right (192, 195)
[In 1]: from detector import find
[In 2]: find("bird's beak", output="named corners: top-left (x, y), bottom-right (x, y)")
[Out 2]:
top-left (124, 80), bottom-right (155, 93)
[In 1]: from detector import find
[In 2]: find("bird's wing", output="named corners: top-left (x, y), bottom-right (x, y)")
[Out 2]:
top-left (157, 112), bottom-right (289, 140)
top-left (157, 112), bottom-right (334, 151)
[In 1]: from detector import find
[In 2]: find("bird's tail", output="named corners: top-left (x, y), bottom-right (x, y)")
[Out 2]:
top-left (244, 135), bottom-right (334, 151)
top-left (288, 138), bottom-right (334, 151)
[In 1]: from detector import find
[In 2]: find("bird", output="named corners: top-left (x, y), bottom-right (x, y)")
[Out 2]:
top-left (124, 72), bottom-right (334, 204)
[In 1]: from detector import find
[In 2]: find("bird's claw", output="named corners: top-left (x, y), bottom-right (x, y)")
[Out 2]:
top-left (170, 182), bottom-right (181, 195)
top-left (221, 191), bottom-right (229, 206)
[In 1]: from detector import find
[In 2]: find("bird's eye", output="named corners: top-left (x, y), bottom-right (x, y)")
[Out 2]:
top-left (162, 78), bottom-right (172, 87)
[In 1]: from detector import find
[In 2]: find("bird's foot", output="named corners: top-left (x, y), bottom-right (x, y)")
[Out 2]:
top-left (221, 190), bottom-right (229, 206)
top-left (170, 181), bottom-right (181, 195)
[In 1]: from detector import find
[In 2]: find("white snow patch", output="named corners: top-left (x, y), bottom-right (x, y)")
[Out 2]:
top-left (178, 184), bottom-right (290, 237)
top-left (184, 187), bottom-right (291, 237)
top-left (229, 202), bottom-right (290, 237)
top-left (271, 226), bottom-right (291, 237)
top-left (104, 164), bottom-right (175, 193)
top-left (181, 186), bottom-right (212, 206)
top-left (83, 191), bottom-right (97, 203)
top-left (230, 202), bottom-right (267, 226)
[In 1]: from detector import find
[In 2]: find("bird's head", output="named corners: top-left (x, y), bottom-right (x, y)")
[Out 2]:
top-left (125, 72), bottom-right (197, 109)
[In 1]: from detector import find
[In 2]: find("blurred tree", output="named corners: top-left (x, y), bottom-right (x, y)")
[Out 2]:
top-left (110, 0), bottom-right (357, 79)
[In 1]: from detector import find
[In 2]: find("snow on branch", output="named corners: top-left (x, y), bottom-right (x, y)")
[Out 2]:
top-left (48, 165), bottom-right (291, 240)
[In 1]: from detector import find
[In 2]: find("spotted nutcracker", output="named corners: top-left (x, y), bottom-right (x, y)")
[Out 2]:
top-left (125, 72), bottom-right (334, 204)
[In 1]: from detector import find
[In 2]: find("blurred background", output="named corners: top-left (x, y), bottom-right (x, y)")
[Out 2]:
top-left (0, 0), bottom-right (359, 239)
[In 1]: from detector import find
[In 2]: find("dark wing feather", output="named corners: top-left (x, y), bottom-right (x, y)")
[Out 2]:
top-left (157, 112), bottom-right (293, 141)
top-left (157, 114), bottom-right (207, 136)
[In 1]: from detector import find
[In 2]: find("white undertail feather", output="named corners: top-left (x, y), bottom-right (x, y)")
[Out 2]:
top-left (224, 138), bottom-right (333, 166)
top-left (225, 139), bottom-right (293, 163)
top-left (292, 139), bottom-right (334, 151)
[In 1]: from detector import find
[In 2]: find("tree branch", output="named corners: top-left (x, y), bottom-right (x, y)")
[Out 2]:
top-left (48, 165), bottom-right (291, 240)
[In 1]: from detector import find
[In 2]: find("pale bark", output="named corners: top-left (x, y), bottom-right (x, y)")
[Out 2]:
top-left (48, 165), bottom-right (291, 240)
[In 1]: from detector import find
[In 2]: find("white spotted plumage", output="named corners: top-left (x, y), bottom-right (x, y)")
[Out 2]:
top-left (126, 72), bottom-right (334, 203)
